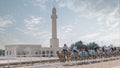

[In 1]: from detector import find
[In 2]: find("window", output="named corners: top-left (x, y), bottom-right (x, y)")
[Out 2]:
top-left (50, 51), bottom-right (53, 57)
top-left (9, 50), bottom-right (11, 55)
top-left (50, 51), bottom-right (53, 54)
top-left (7, 51), bottom-right (8, 55)
top-left (36, 52), bottom-right (38, 55)
top-left (39, 51), bottom-right (41, 54)
top-left (42, 51), bottom-right (45, 57)
top-left (46, 50), bottom-right (49, 54)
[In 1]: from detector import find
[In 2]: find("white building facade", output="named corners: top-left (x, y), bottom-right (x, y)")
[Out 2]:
top-left (5, 45), bottom-right (55, 57)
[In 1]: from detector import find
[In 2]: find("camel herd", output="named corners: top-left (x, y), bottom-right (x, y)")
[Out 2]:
top-left (56, 47), bottom-right (120, 62)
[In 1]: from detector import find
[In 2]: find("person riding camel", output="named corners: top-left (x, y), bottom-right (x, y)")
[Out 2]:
top-left (73, 45), bottom-right (78, 53)
top-left (102, 46), bottom-right (106, 56)
top-left (83, 45), bottom-right (88, 52)
top-left (71, 45), bottom-right (78, 58)
top-left (62, 44), bottom-right (68, 54)
top-left (102, 46), bottom-right (105, 52)
top-left (94, 46), bottom-right (97, 52)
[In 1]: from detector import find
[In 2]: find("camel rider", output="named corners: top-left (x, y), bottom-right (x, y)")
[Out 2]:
top-left (73, 45), bottom-right (78, 53)
top-left (72, 45), bottom-right (78, 58)
top-left (62, 44), bottom-right (68, 54)
top-left (83, 45), bottom-right (88, 52)
top-left (102, 46), bottom-right (105, 52)
top-left (102, 46), bottom-right (105, 55)
top-left (94, 46), bottom-right (97, 52)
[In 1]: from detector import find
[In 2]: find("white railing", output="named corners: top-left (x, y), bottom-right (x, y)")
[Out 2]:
top-left (0, 55), bottom-right (58, 67)
top-left (24, 56), bottom-right (120, 68)
top-left (112, 66), bottom-right (120, 68)
top-left (0, 55), bottom-right (120, 68)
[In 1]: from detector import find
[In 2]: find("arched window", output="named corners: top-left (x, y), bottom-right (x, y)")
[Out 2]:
top-left (45, 50), bottom-right (49, 57)
top-left (7, 51), bottom-right (8, 55)
top-left (50, 51), bottom-right (53, 54)
top-left (39, 51), bottom-right (41, 54)
top-left (12, 50), bottom-right (14, 55)
top-left (46, 50), bottom-right (49, 54)
top-left (42, 51), bottom-right (45, 57)
top-left (9, 50), bottom-right (11, 55)
top-left (36, 52), bottom-right (38, 55)
top-left (38, 51), bottom-right (41, 56)
top-left (42, 51), bottom-right (45, 54)
top-left (35, 52), bottom-right (39, 57)
top-left (50, 51), bottom-right (53, 57)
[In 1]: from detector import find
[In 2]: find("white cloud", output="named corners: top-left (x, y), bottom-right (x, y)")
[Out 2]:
top-left (16, 16), bottom-right (51, 46)
top-left (100, 32), bottom-right (119, 41)
top-left (0, 33), bottom-right (20, 45)
top-left (81, 33), bottom-right (100, 40)
top-left (19, 16), bottom-right (47, 36)
top-left (58, 0), bottom-right (120, 44)
top-left (61, 25), bottom-right (73, 33)
top-left (106, 6), bottom-right (119, 27)
top-left (33, 0), bottom-right (55, 9)
top-left (0, 16), bottom-right (15, 35)
top-left (32, 0), bottom-right (61, 10)
top-left (58, 24), bottom-right (75, 47)
top-left (34, 0), bottom-right (46, 9)
top-left (24, 16), bottom-right (44, 30)
top-left (0, 16), bottom-right (14, 28)
top-left (58, 0), bottom-right (119, 23)
top-left (0, 28), bottom-right (5, 32)
top-left (79, 31), bottom-right (120, 46)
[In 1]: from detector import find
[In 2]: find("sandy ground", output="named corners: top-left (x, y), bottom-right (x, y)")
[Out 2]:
top-left (41, 59), bottom-right (120, 68)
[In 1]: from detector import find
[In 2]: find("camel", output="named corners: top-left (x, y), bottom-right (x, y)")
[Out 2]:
top-left (56, 50), bottom-right (71, 62)
top-left (56, 51), bottom-right (66, 62)
top-left (71, 50), bottom-right (80, 61)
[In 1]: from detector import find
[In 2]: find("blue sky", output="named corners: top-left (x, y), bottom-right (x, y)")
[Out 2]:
top-left (0, 0), bottom-right (120, 49)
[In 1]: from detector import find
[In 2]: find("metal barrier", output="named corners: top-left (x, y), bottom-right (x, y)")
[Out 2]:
top-left (0, 55), bottom-right (58, 67)
top-left (112, 66), bottom-right (120, 68)
top-left (24, 56), bottom-right (120, 68)
top-left (0, 55), bottom-right (120, 68)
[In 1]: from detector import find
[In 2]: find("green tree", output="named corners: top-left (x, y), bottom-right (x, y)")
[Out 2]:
top-left (0, 49), bottom-right (5, 56)
top-left (88, 42), bottom-right (100, 50)
top-left (70, 40), bottom-right (100, 50)
top-left (75, 40), bottom-right (84, 50)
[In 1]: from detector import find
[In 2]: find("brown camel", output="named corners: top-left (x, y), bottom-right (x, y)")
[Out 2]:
top-left (56, 50), bottom-right (71, 62)
top-left (56, 51), bottom-right (66, 62)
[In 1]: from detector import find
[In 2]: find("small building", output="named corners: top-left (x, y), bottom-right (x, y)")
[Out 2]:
top-left (5, 44), bottom-right (55, 57)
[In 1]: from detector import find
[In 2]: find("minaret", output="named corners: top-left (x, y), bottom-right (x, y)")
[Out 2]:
top-left (50, 7), bottom-right (59, 49)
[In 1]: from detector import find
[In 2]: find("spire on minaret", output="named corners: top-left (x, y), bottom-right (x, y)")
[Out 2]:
top-left (52, 6), bottom-right (56, 13)
top-left (51, 6), bottom-right (57, 20)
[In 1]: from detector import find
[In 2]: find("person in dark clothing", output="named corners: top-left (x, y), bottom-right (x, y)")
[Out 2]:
top-left (94, 46), bottom-right (97, 52)
top-left (83, 45), bottom-right (88, 52)
top-left (102, 46), bottom-right (105, 52)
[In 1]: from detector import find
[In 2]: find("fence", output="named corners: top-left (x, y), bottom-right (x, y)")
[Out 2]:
top-left (0, 55), bottom-right (58, 67)
top-left (0, 55), bottom-right (120, 68)
top-left (24, 56), bottom-right (120, 68)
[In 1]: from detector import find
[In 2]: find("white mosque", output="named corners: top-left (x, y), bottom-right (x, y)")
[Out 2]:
top-left (5, 7), bottom-right (60, 57)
